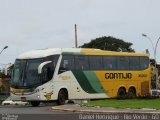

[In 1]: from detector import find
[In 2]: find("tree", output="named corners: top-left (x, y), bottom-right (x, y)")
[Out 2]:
top-left (80, 36), bottom-right (135, 52)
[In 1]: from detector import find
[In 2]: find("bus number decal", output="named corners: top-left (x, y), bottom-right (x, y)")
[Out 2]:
top-left (138, 74), bottom-right (147, 77)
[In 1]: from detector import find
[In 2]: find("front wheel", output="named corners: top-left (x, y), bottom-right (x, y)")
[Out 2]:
top-left (30, 101), bottom-right (40, 107)
top-left (57, 90), bottom-right (66, 105)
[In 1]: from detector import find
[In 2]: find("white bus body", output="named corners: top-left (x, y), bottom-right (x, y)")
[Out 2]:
top-left (11, 48), bottom-right (108, 106)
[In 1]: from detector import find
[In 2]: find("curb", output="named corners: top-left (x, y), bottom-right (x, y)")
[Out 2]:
top-left (52, 105), bottom-right (160, 114)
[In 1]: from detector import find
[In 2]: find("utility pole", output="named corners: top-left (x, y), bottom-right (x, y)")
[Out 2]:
top-left (142, 34), bottom-right (160, 91)
top-left (75, 24), bottom-right (78, 48)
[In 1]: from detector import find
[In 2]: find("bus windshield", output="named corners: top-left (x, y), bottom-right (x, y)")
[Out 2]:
top-left (11, 59), bottom-right (43, 88)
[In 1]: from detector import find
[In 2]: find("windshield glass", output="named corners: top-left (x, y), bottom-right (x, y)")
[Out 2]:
top-left (11, 60), bottom-right (26, 87)
top-left (24, 59), bottom-right (43, 87)
top-left (11, 55), bottom-right (59, 89)
top-left (11, 59), bottom-right (43, 88)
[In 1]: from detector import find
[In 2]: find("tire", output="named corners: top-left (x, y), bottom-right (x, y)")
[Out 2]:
top-left (30, 101), bottom-right (40, 107)
top-left (57, 90), bottom-right (66, 105)
top-left (128, 88), bottom-right (136, 99)
top-left (117, 88), bottom-right (126, 99)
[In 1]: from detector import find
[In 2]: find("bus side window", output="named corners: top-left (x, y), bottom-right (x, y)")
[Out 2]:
top-left (140, 57), bottom-right (149, 70)
top-left (59, 55), bottom-right (75, 74)
top-left (75, 56), bottom-right (89, 70)
top-left (89, 56), bottom-right (103, 70)
top-left (117, 56), bottom-right (129, 70)
top-left (103, 56), bottom-right (117, 70)
top-left (129, 56), bottom-right (140, 70)
top-left (59, 60), bottom-right (69, 73)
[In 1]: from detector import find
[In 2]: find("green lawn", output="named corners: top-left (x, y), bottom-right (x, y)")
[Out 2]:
top-left (81, 99), bottom-right (160, 109)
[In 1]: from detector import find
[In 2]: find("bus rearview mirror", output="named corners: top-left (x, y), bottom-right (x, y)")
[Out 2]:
top-left (38, 61), bottom-right (52, 74)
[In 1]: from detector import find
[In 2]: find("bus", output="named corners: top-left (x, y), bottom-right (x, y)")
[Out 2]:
top-left (10, 48), bottom-right (151, 106)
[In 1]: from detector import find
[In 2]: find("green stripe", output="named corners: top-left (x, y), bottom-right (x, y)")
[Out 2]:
top-left (83, 71), bottom-right (105, 93)
top-left (72, 71), bottom-right (97, 93)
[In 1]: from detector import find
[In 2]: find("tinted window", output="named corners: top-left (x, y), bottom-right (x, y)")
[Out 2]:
top-left (103, 56), bottom-right (117, 70)
top-left (129, 57), bottom-right (140, 70)
top-left (44, 55), bottom-right (59, 68)
top-left (44, 55), bottom-right (59, 78)
top-left (117, 56), bottom-right (129, 70)
top-left (75, 56), bottom-right (89, 70)
top-left (59, 55), bottom-right (149, 72)
top-left (140, 57), bottom-right (149, 69)
top-left (89, 56), bottom-right (103, 70)
top-left (42, 62), bottom-right (53, 83)
top-left (59, 55), bottom-right (75, 73)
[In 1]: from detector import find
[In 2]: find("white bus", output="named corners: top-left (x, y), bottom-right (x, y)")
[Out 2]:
top-left (11, 48), bottom-right (150, 106)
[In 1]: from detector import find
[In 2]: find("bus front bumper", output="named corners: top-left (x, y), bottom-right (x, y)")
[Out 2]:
top-left (10, 92), bottom-right (41, 101)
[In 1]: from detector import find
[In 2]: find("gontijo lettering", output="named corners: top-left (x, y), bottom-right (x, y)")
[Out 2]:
top-left (105, 73), bottom-right (132, 79)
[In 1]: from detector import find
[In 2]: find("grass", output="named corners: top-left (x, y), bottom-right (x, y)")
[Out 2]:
top-left (81, 99), bottom-right (160, 109)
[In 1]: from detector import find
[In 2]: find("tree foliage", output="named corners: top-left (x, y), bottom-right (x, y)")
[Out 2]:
top-left (80, 36), bottom-right (135, 52)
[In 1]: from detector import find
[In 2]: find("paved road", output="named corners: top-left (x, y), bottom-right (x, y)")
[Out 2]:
top-left (0, 103), bottom-right (79, 120)
top-left (0, 104), bottom-right (63, 114)
top-left (0, 103), bottom-right (160, 120)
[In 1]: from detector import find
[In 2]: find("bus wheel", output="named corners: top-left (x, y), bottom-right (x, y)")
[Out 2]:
top-left (128, 88), bottom-right (136, 99)
top-left (30, 101), bottom-right (40, 107)
top-left (57, 90), bottom-right (66, 105)
top-left (117, 88), bottom-right (126, 99)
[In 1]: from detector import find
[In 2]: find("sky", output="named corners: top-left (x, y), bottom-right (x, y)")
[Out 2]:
top-left (0, 0), bottom-right (160, 67)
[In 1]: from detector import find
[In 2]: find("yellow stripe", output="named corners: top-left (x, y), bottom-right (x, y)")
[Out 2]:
top-left (10, 88), bottom-right (25, 93)
top-left (81, 48), bottom-right (147, 56)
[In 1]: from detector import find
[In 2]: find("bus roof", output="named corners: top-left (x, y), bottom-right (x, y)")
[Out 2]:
top-left (17, 48), bottom-right (148, 59)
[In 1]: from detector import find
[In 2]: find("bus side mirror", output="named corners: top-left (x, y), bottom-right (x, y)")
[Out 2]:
top-left (38, 61), bottom-right (52, 74)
